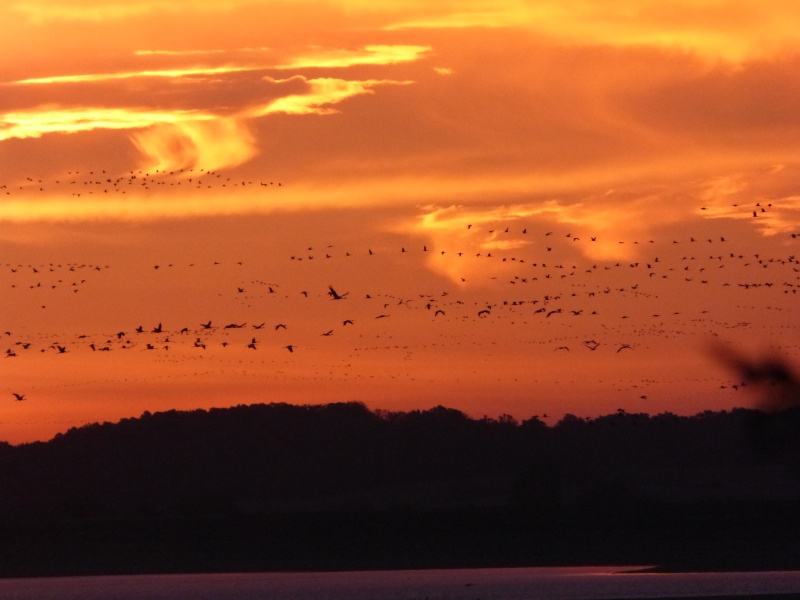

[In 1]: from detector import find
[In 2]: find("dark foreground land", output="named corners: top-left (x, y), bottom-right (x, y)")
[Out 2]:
top-left (1, 503), bottom-right (800, 577)
top-left (1, 402), bottom-right (800, 577)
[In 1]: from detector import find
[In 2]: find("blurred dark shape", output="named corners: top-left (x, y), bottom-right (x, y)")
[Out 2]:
top-left (712, 342), bottom-right (800, 461)
top-left (711, 343), bottom-right (800, 413)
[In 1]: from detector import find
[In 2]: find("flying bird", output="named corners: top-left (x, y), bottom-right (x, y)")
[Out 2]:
top-left (328, 285), bottom-right (349, 300)
top-left (12, 393), bottom-right (25, 401)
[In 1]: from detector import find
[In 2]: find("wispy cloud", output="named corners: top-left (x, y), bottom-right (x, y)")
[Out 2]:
top-left (383, 1), bottom-right (800, 63)
top-left (0, 39), bottom-right (427, 176)
top-left (134, 47), bottom-right (271, 57)
top-left (250, 76), bottom-right (413, 117)
top-left (10, 45), bottom-right (429, 86)
top-left (13, 66), bottom-right (258, 85)
top-left (275, 45), bottom-right (432, 69)
top-left (8, 0), bottom-right (237, 23)
top-left (0, 73), bottom-right (415, 175)
top-left (0, 106), bottom-right (214, 141)
top-left (130, 118), bottom-right (257, 173)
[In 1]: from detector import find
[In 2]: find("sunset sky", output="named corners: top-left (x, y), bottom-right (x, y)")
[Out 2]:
top-left (3, 1), bottom-right (800, 444)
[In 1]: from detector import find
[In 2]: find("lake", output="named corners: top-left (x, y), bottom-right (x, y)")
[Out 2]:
top-left (3, 567), bottom-right (800, 599)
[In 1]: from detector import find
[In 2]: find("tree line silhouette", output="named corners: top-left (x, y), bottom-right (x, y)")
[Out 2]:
top-left (1, 401), bottom-right (800, 575)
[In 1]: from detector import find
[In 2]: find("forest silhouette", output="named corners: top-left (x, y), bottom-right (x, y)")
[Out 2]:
top-left (2, 395), bottom-right (800, 576)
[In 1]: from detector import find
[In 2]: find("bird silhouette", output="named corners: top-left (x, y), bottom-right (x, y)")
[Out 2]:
top-left (328, 285), bottom-right (348, 300)
top-left (12, 392), bottom-right (25, 401)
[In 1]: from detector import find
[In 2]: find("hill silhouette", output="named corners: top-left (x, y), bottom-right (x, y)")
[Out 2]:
top-left (1, 401), bottom-right (800, 575)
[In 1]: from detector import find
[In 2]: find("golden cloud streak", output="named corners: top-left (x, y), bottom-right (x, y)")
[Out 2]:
top-left (0, 181), bottom-right (388, 222)
top-left (385, 10), bottom-right (529, 31)
top-left (251, 77), bottom-right (412, 117)
top-left (0, 106), bottom-right (213, 141)
top-left (14, 66), bottom-right (256, 85)
top-left (5, 164), bottom-right (800, 241)
top-left (275, 45), bottom-right (431, 69)
top-left (11, 44), bottom-right (429, 86)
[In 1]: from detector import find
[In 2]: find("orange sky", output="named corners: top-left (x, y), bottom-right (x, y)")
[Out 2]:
top-left (2, 1), bottom-right (800, 444)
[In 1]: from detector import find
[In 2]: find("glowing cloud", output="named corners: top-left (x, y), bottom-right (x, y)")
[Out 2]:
top-left (696, 169), bottom-right (800, 236)
top-left (1, 73), bottom-right (416, 173)
top-left (134, 47), bottom-right (271, 57)
top-left (383, 1), bottom-right (800, 63)
top-left (275, 45), bottom-right (431, 69)
top-left (9, 44), bottom-right (429, 86)
top-left (408, 203), bottom-right (561, 282)
top-left (0, 106), bottom-right (214, 141)
top-left (13, 66), bottom-right (257, 85)
top-left (130, 118), bottom-right (257, 172)
top-left (250, 77), bottom-right (412, 117)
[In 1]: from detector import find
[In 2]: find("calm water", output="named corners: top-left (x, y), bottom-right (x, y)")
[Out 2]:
top-left (2, 567), bottom-right (800, 599)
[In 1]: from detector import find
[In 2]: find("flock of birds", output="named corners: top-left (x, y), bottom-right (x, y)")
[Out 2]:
top-left (2, 168), bottom-right (281, 197)
top-left (3, 170), bottom-right (800, 420)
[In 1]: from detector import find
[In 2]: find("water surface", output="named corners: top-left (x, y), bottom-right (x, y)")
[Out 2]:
top-left (4, 567), bottom-right (800, 599)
